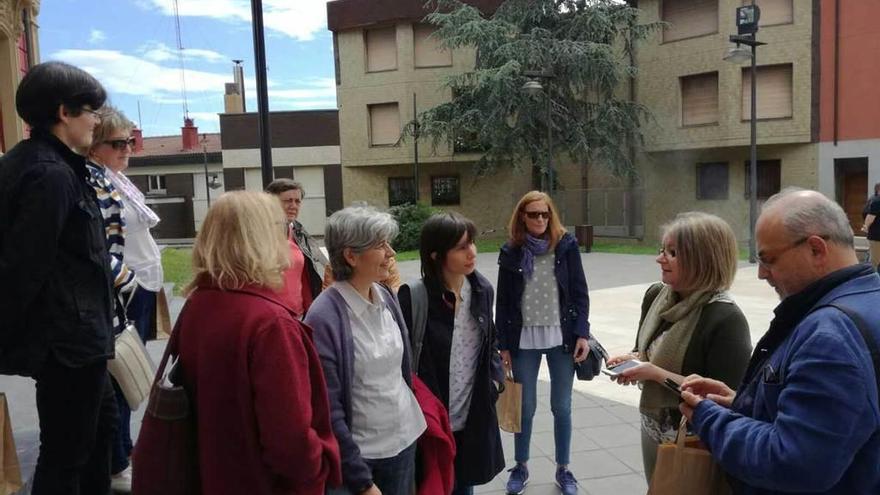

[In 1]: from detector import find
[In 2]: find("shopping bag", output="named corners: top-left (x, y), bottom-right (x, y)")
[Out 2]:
top-left (648, 417), bottom-right (731, 495)
top-left (496, 370), bottom-right (522, 433)
top-left (0, 394), bottom-right (22, 495)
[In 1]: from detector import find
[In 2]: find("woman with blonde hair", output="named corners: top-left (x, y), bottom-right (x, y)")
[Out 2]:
top-left (606, 212), bottom-right (751, 483)
top-left (496, 191), bottom-right (591, 495)
top-left (170, 191), bottom-right (341, 494)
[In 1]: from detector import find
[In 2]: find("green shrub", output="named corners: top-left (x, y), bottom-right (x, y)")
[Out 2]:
top-left (389, 203), bottom-right (437, 252)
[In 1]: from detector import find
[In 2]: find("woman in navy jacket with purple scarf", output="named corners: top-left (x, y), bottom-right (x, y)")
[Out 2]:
top-left (495, 191), bottom-right (590, 495)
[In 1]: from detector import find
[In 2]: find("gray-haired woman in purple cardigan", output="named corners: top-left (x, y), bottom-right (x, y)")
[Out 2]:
top-left (305, 206), bottom-right (426, 495)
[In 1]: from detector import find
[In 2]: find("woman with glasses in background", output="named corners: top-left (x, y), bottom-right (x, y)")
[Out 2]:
top-left (495, 191), bottom-right (591, 495)
top-left (606, 212), bottom-right (751, 483)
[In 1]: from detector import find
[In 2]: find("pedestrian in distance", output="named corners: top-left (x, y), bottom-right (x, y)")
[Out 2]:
top-left (172, 191), bottom-right (341, 494)
top-left (681, 188), bottom-right (880, 494)
top-left (495, 191), bottom-right (591, 495)
top-left (606, 211), bottom-right (752, 483)
top-left (861, 181), bottom-right (880, 268)
top-left (266, 179), bottom-right (330, 316)
top-left (306, 206), bottom-right (426, 495)
top-left (398, 212), bottom-right (506, 495)
top-left (0, 61), bottom-right (117, 495)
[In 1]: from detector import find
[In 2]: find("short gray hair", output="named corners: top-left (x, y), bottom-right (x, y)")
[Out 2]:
top-left (325, 206), bottom-right (398, 281)
top-left (762, 187), bottom-right (854, 247)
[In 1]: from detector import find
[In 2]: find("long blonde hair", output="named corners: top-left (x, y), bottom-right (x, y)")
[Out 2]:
top-left (185, 191), bottom-right (289, 295)
top-left (507, 190), bottom-right (566, 249)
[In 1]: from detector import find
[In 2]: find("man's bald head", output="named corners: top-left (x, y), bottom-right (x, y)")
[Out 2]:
top-left (760, 187), bottom-right (854, 248)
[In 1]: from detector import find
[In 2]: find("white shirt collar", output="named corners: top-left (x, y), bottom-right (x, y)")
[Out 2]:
top-left (333, 281), bottom-right (383, 317)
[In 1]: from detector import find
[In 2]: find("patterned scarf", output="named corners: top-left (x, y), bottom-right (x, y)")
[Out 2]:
top-left (106, 169), bottom-right (160, 228)
top-left (521, 234), bottom-right (550, 279)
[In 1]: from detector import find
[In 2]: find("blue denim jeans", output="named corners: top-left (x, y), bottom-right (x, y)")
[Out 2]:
top-left (327, 442), bottom-right (416, 495)
top-left (512, 346), bottom-right (575, 465)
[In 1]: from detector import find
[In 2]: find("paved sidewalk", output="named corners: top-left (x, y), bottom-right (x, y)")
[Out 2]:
top-left (1, 252), bottom-right (778, 494)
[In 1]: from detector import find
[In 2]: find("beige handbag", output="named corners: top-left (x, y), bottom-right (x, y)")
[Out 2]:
top-left (108, 289), bottom-right (157, 410)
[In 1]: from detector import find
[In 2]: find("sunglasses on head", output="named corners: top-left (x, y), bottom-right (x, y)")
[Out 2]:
top-left (524, 210), bottom-right (551, 220)
top-left (104, 137), bottom-right (136, 151)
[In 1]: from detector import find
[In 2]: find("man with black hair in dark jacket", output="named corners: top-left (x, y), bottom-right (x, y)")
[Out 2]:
top-left (0, 61), bottom-right (117, 495)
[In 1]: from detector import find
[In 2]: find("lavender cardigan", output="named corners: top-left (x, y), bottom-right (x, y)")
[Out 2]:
top-left (304, 283), bottom-right (414, 493)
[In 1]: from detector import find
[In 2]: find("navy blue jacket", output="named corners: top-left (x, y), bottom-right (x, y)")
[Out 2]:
top-left (495, 232), bottom-right (590, 355)
top-left (692, 265), bottom-right (880, 494)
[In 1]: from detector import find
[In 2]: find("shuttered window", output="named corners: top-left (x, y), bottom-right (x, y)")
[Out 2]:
top-left (742, 64), bottom-right (793, 120)
top-left (681, 72), bottom-right (719, 126)
top-left (662, 0), bottom-right (719, 42)
top-left (369, 103), bottom-right (400, 146)
top-left (365, 26), bottom-right (397, 72)
top-left (414, 23), bottom-right (452, 68)
top-left (744, 0), bottom-right (793, 26)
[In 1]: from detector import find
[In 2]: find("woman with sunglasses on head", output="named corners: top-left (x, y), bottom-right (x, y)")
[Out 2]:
top-left (605, 212), bottom-right (751, 484)
top-left (398, 212), bottom-right (505, 495)
top-left (496, 191), bottom-right (591, 495)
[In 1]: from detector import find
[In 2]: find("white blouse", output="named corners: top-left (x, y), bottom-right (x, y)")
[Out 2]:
top-left (334, 281), bottom-right (426, 459)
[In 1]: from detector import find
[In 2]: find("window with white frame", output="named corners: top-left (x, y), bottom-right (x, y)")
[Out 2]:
top-left (148, 175), bottom-right (167, 194)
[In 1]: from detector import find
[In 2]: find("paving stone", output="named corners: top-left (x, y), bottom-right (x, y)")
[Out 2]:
top-left (606, 444), bottom-right (646, 473)
top-left (578, 424), bottom-right (641, 449)
top-left (567, 449), bottom-right (633, 480)
top-left (581, 473), bottom-right (648, 495)
top-left (572, 406), bottom-right (627, 428)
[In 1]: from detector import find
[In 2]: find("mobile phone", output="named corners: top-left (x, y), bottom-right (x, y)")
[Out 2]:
top-left (601, 359), bottom-right (642, 377)
top-left (663, 378), bottom-right (682, 396)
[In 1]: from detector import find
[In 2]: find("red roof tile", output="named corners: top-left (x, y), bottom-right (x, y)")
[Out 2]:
top-left (132, 132), bottom-right (222, 157)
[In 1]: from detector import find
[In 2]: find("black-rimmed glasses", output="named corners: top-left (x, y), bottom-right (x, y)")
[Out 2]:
top-left (104, 137), bottom-right (137, 151)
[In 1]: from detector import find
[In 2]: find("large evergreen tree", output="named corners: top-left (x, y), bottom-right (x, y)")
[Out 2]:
top-left (407, 0), bottom-right (661, 183)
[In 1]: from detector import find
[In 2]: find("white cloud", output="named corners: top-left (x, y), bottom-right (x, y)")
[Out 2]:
top-left (268, 77), bottom-right (335, 101)
top-left (140, 0), bottom-right (329, 41)
top-left (186, 111), bottom-right (221, 128)
top-left (88, 29), bottom-right (106, 45)
top-left (53, 48), bottom-right (243, 97)
top-left (139, 41), bottom-right (228, 64)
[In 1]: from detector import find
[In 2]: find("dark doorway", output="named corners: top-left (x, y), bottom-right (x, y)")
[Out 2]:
top-left (834, 157), bottom-right (869, 234)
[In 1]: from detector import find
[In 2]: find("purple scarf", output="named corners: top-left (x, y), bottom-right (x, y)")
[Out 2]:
top-left (522, 234), bottom-right (550, 279)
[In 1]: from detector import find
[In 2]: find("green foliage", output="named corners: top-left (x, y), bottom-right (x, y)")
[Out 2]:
top-left (404, 0), bottom-right (663, 179)
top-left (389, 203), bottom-right (438, 252)
top-left (161, 247), bottom-right (193, 296)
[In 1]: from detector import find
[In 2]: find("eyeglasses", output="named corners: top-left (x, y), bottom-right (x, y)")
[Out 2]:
top-left (757, 235), bottom-right (828, 268)
top-left (524, 210), bottom-right (551, 220)
top-left (658, 246), bottom-right (677, 259)
top-left (104, 137), bottom-right (137, 151)
top-left (81, 107), bottom-right (101, 121)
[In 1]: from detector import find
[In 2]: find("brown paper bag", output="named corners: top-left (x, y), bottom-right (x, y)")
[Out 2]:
top-left (648, 417), bottom-right (731, 495)
top-left (0, 394), bottom-right (22, 495)
top-left (156, 286), bottom-right (172, 340)
top-left (496, 371), bottom-right (522, 433)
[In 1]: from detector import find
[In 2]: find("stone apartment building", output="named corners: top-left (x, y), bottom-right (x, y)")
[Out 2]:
top-left (328, 0), bottom-right (880, 247)
top-left (0, 0), bottom-right (39, 154)
top-left (327, 0), bottom-right (536, 235)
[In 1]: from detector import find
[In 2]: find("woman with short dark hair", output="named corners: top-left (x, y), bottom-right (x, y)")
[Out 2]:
top-left (0, 61), bottom-right (116, 495)
top-left (398, 212), bottom-right (505, 495)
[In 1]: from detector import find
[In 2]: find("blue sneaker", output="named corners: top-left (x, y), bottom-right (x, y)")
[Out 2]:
top-left (506, 463), bottom-right (529, 494)
top-left (555, 467), bottom-right (578, 495)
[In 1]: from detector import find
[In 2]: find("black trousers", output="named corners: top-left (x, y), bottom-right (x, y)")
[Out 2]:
top-left (32, 355), bottom-right (118, 495)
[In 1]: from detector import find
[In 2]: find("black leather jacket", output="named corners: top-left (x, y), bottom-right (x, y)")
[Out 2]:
top-left (0, 130), bottom-right (115, 376)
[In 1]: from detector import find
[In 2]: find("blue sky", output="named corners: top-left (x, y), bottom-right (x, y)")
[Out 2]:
top-left (40, 0), bottom-right (337, 136)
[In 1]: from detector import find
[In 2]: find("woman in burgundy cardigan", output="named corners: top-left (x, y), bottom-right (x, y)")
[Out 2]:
top-left (174, 191), bottom-right (341, 494)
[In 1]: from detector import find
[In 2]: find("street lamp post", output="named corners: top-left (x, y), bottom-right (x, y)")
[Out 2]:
top-left (725, 1), bottom-right (765, 264)
top-left (522, 70), bottom-right (556, 198)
